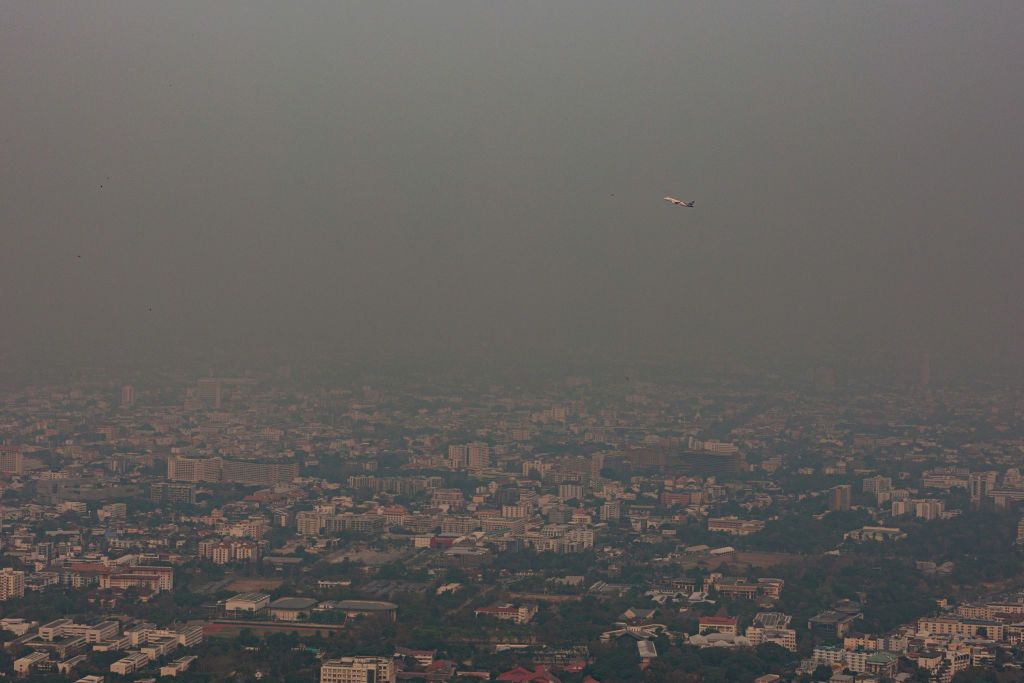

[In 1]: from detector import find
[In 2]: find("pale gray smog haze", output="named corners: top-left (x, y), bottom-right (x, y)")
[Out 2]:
top-left (2, 2), bottom-right (1022, 374)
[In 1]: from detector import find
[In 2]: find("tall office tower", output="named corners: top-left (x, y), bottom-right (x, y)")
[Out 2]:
top-left (590, 452), bottom-right (605, 480)
top-left (830, 485), bottom-right (852, 512)
top-left (970, 472), bottom-right (998, 509)
top-left (121, 385), bottom-right (136, 408)
top-left (0, 568), bottom-right (25, 601)
top-left (195, 378), bottom-right (223, 408)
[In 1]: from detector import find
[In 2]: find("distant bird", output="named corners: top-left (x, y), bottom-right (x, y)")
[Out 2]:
top-left (664, 196), bottom-right (694, 208)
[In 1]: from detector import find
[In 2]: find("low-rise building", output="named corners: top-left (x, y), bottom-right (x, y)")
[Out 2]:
top-left (918, 616), bottom-right (1004, 641)
top-left (110, 651), bottom-right (150, 676)
top-left (225, 592), bottom-right (271, 616)
top-left (707, 516), bottom-right (765, 536)
top-left (808, 608), bottom-right (862, 639)
top-left (160, 655), bottom-right (198, 677)
top-left (269, 597), bottom-right (317, 621)
top-left (321, 656), bottom-right (396, 683)
top-left (475, 604), bottom-right (538, 625)
top-left (699, 616), bottom-right (738, 636)
top-left (844, 526), bottom-right (907, 542)
top-left (14, 652), bottom-right (50, 676)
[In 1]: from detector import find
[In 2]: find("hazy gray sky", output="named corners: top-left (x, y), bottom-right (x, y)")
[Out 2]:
top-left (2, 1), bottom-right (1022, 370)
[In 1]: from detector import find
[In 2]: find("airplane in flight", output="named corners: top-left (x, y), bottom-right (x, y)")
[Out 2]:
top-left (664, 197), bottom-right (695, 208)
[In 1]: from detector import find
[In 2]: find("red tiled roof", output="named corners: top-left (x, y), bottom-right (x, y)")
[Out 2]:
top-left (496, 666), bottom-right (560, 682)
top-left (699, 616), bottom-right (737, 625)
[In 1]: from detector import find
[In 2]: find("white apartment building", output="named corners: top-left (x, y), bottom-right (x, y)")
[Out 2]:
top-left (0, 567), bottom-right (26, 601)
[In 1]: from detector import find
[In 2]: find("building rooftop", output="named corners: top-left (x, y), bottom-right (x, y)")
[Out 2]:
top-left (269, 597), bottom-right (317, 610)
top-left (809, 610), bottom-right (860, 624)
top-left (227, 592), bottom-right (270, 603)
top-left (699, 616), bottom-right (737, 625)
top-left (335, 600), bottom-right (398, 611)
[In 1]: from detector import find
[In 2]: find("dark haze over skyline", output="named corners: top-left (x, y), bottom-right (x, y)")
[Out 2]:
top-left (2, 2), bottom-right (1022, 375)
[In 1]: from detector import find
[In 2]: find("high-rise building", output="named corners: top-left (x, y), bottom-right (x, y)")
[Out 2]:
top-left (547, 506), bottom-right (572, 524)
top-left (675, 450), bottom-right (742, 477)
top-left (98, 503), bottom-right (128, 523)
top-left (221, 459), bottom-right (299, 486)
top-left (599, 500), bottom-right (622, 522)
top-left (165, 455), bottom-right (303, 486)
top-left (0, 568), bottom-right (26, 601)
top-left (448, 445), bottom-right (468, 469)
top-left (195, 379), bottom-right (223, 409)
top-left (559, 483), bottom-right (584, 502)
top-left (150, 482), bottom-right (197, 505)
top-left (862, 476), bottom-right (892, 494)
top-left (449, 443), bottom-right (489, 471)
top-left (0, 446), bottom-right (24, 475)
top-left (167, 455), bottom-right (223, 483)
top-left (914, 499), bottom-right (944, 521)
top-left (830, 485), bottom-right (852, 512)
top-left (467, 443), bottom-right (490, 471)
top-left (970, 472), bottom-right (997, 509)
top-left (320, 657), bottom-right (395, 683)
top-left (120, 385), bottom-right (136, 408)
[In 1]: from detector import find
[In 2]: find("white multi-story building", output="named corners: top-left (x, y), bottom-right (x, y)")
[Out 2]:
top-left (812, 646), bottom-right (868, 673)
top-left (918, 617), bottom-right (1004, 641)
top-left (111, 651), bottom-right (151, 676)
top-left (746, 626), bottom-right (797, 651)
top-left (160, 655), bottom-right (198, 677)
top-left (14, 652), bottom-right (49, 675)
top-left (0, 568), bottom-right (26, 601)
top-left (320, 656), bottom-right (396, 683)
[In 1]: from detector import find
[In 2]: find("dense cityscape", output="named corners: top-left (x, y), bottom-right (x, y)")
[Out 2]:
top-left (3, 1), bottom-right (1023, 682)
top-left (0, 365), bottom-right (1021, 683)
